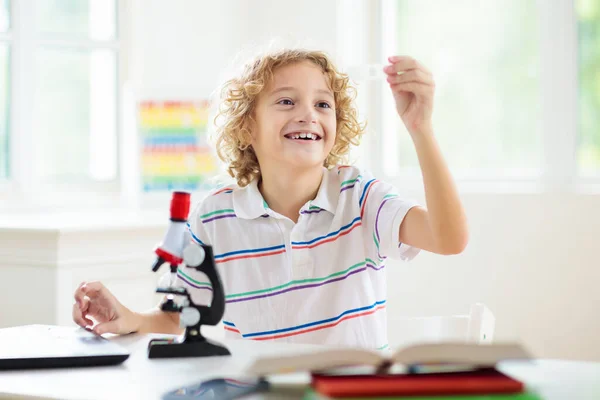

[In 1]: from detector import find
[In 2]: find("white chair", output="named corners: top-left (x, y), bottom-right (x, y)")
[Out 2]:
top-left (387, 303), bottom-right (495, 349)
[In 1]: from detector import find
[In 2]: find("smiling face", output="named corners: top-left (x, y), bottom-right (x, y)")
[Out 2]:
top-left (251, 61), bottom-right (337, 173)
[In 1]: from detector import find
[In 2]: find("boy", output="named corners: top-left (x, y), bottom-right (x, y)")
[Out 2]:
top-left (73, 49), bottom-right (468, 349)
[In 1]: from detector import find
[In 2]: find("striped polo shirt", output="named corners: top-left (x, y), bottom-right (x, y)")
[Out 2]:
top-left (177, 165), bottom-right (420, 349)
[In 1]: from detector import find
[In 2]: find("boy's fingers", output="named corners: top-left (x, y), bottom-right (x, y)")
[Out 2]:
top-left (74, 287), bottom-right (90, 315)
top-left (74, 282), bottom-right (88, 305)
top-left (385, 57), bottom-right (432, 76)
top-left (93, 319), bottom-right (121, 335)
top-left (79, 296), bottom-right (90, 314)
top-left (386, 70), bottom-right (434, 86)
top-left (81, 281), bottom-right (109, 299)
top-left (386, 56), bottom-right (418, 71)
top-left (72, 303), bottom-right (93, 328)
top-left (390, 82), bottom-right (432, 96)
top-left (388, 55), bottom-right (415, 63)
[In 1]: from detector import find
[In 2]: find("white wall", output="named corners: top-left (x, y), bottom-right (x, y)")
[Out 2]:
top-left (126, 0), bottom-right (600, 361)
top-left (386, 191), bottom-right (600, 361)
top-left (127, 0), bottom-right (339, 98)
top-left (127, 0), bottom-right (250, 97)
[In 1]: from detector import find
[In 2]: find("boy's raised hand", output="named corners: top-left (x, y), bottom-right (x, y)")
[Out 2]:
top-left (383, 56), bottom-right (435, 136)
top-left (72, 281), bottom-right (140, 335)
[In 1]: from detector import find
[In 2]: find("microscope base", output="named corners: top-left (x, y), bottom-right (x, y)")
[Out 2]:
top-left (148, 337), bottom-right (231, 358)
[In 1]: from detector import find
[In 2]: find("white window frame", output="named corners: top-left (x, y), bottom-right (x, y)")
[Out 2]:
top-left (0, 0), bottom-right (126, 211)
top-left (337, 0), bottom-right (597, 194)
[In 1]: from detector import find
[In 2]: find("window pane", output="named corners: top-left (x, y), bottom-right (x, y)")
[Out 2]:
top-left (577, 0), bottom-right (600, 176)
top-left (0, 45), bottom-right (8, 180)
top-left (386, 0), bottom-right (540, 178)
top-left (0, 0), bottom-right (9, 32)
top-left (36, 0), bottom-right (117, 40)
top-left (33, 48), bottom-right (117, 183)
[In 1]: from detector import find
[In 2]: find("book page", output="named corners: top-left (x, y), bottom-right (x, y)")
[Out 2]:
top-left (244, 348), bottom-right (385, 376)
top-left (391, 342), bottom-right (531, 366)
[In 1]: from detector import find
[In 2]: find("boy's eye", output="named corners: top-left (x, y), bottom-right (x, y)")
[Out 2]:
top-left (277, 99), bottom-right (294, 105)
top-left (317, 102), bottom-right (332, 109)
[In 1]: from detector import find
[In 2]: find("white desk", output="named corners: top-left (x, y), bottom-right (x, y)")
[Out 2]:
top-left (1, 332), bottom-right (600, 400)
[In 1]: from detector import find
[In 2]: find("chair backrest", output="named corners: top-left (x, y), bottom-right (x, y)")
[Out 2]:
top-left (387, 303), bottom-right (495, 349)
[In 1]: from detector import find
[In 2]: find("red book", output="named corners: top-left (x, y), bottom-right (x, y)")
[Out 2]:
top-left (312, 368), bottom-right (524, 398)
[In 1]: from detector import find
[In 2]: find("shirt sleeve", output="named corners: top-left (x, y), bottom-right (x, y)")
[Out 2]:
top-left (175, 202), bottom-right (214, 306)
top-left (359, 171), bottom-right (421, 261)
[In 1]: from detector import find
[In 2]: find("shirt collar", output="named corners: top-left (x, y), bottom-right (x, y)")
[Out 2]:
top-left (232, 178), bottom-right (269, 220)
top-left (232, 167), bottom-right (339, 219)
top-left (310, 167), bottom-right (339, 214)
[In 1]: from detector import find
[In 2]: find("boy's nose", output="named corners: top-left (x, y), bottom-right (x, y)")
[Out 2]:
top-left (297, 107), bottom-right (318, 124)
top-left (298, 117), bottom-right (317, 124)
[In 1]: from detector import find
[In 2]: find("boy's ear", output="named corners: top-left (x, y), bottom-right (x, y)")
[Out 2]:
top-left (241, 119), bottom-right (256, 145)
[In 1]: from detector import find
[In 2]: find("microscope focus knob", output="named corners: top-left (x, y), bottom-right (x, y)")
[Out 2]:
top-left (179, 306), bottom-right (201, 327)
top-left (183, 244), bottom-right (205, 267)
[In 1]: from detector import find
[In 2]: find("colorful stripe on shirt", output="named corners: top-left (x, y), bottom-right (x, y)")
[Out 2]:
top-left (359, 179), bottom-right (379, 219)
top-left (200, 208), bottom-right (236, 224)
top-left (187, 222), bottom-right (204, 245)
top-left (223, 320), bottom-right (242, 335)
top-left (372, 232), bottom-right (385, 262)
top-left (291, 216), bottom-right (361, 249)
top-left (177, 268), bottom-right (212, 291)
top-left (240, 300), bottom-right (387, 341)
top-left (214, 244), bottom-right (286, 264)
top-left (301, 205), bottom-right (324, 215)
top-left (373, 193), bottom-right (399, 259)
top-left (340, 174), bottom-right (362, 193)
top-left (225, 258), bottom-right (385, 304)
top-left (212, 187), bottom-right (233, 196)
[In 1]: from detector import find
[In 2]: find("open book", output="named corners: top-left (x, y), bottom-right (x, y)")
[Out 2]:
top-left (244, 342), bottom-right (531, 376)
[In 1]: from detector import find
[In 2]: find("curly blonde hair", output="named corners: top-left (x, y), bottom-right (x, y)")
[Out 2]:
top-left (214, 49), bottom-right (365, 187)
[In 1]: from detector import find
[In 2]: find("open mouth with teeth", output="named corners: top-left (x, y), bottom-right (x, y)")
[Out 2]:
top-left (284, 132), bottom-right (322, 141)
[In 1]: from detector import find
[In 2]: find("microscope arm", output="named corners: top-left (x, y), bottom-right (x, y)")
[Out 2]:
top-left (184, 243), bottom-right (226, 326)
top-left (157, 243), bottom-right (226, 327)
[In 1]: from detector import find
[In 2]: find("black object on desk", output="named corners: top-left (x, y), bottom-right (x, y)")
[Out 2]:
top-left (148, 191), bottom-right (230, 359)
top-left (0, 325), bottom-right (130, 370)
top-left (148, 243), bottom-right (230, 358)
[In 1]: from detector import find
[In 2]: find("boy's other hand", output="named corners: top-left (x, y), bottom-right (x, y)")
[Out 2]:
top-left (72, 281), bottom-right (140, 335)
top-left (383, 56), bottom-right (435, 136)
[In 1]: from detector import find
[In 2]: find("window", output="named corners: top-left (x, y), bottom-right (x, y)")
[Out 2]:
top-left (380, 0), bottom-right (541, 179)
top-left (3, 0), bottom-right (119, 196)
top-left (36, 0), bottom-right (116, 39)
top-left (340, 1), bottom-right (597, 189)
top-left (34, 47), bottom-right (117, 183)
top-left (577, 0), bottom-right (600, 177)
top-left (33, 0), bottom-right (118, 184)
top-left (0, 0), bottom-right (9, 181)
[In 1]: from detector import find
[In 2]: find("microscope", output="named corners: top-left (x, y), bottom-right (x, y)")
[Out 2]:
top-left (147, 191), bottom-right (230, 358)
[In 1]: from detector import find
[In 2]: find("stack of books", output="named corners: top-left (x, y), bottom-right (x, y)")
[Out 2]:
top-left (244, 342), bottom-right (541, 399)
